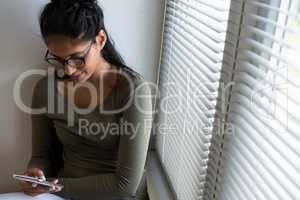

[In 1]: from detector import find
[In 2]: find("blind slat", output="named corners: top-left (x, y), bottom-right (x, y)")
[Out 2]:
top-left (156, 0), bottom-right (229, 199)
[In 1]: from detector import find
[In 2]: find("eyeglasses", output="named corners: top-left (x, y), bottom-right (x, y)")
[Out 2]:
top-left (44, 41), bottom-right (94, 69)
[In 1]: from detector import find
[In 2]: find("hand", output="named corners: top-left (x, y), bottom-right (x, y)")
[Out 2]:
top-left (18, 168), bottom-right (63, 197)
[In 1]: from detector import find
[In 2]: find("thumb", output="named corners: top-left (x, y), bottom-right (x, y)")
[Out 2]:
top-left (34, 169), bottom-right (46, 181)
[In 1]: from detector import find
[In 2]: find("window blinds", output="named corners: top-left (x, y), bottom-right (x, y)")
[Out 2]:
top-left (154, 0), bottom-right (231, 199)
top-left (204, 0), bottom-right (300, 200)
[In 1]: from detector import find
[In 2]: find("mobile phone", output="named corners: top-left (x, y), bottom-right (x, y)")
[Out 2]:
top-left (12, 174), bottom-right (64, 188)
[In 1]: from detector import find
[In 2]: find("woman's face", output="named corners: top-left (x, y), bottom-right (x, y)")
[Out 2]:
top-left (46, 32), bottom-right (107, 83)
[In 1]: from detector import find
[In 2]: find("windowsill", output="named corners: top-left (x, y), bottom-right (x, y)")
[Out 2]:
top-left (146, 150), bottom-right (176, 200)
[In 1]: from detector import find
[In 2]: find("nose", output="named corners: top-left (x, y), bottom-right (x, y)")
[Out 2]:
top-left (64, 65), bottom-right (76, 76)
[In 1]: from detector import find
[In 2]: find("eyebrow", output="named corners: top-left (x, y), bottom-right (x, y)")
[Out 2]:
top-left (49, 50), bottom-right (86, 59)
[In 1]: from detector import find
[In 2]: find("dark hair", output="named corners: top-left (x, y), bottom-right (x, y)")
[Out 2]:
top-left (40, 0), bottom-right (126, 69)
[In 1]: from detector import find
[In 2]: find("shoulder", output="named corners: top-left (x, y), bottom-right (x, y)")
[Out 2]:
top-left (119, 66), bottom-right (143, 84)
top-left (118, 66), bottom-right (151, 90)
top-left (116, 66), bottom-right (153, 111)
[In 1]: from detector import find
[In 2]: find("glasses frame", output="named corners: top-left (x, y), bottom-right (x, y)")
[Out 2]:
top-left (44, 40), bottom-right (94, 69)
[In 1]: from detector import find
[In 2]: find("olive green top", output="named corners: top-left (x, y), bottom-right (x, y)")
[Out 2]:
top-left (27, 66), bottom-right (153, 200)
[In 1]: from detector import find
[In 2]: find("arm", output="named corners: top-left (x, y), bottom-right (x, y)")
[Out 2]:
top-left (27, 77), bottom-right (61, 177)
top-left (55, 79), bottom-right (154, 199)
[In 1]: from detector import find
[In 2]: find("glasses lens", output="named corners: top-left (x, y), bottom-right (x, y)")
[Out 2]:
top-left (67, 58), bottom-right (85, 68)
top-left (46, 58), bottom-right (64, 68)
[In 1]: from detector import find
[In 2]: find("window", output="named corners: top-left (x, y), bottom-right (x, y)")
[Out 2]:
top-left (153, 0), bottom-right (231, 199)
top-left (203, 0), bottom-right (300, 199)
top-left (151, 0), bottom-right (300, 200)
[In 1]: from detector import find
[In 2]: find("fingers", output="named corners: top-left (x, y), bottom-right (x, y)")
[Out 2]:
top-left (24, 191), bottom-right (39, 197)
top-left (24, 183), bottom-right (50, 192)
top-left (26, 168), bottom-right (46, 180)
top-left (18, 180), bottom-right (32, 191)
top-left (49, 179), bottom-right (63, 193)
top-left (24, 189), bottom-right (49, 197)
top-left (32, 183), bottom-right (38, 188)
top-left (18, 172), bottom-right (49, 196)
top-left (19, 169), bottom-right (63, 196)
top-left (22, 185), bottom-right (51, 197)
top-left (27, 180), bottom-right (62, 194)
top-left (49, 180), bottom-right (58, 192)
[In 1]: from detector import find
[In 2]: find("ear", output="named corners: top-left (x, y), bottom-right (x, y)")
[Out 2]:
top-left (95, 30), bottom-right (107, 51)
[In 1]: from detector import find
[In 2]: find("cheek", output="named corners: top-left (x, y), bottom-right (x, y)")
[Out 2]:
top-left (81, 50), bottom-right (100, 75)
top-left (81, 58), bottom-right (98, 75)
top-left (87, 51), bottom-right (99, 69)
top-left (88, 59), bottom-right (98, 71)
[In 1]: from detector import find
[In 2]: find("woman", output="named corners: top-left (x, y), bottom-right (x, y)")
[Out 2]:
top-left (0, 0), bottom-right (153, 199)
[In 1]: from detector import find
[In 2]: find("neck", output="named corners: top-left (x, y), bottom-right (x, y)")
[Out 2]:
top-left (88, 59), bottom-right (118, 93)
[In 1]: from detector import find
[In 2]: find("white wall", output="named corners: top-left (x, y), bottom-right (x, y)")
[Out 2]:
top-left (0, 0), bottom-right (165, 192)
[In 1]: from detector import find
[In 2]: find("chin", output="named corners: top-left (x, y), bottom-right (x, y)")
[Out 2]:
top-left (79, 73), bottom-right (93, 83)
top-left (76, 76), bottom-right (88, 84)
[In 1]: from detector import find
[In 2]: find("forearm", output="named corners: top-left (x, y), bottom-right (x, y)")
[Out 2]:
top-left (52, 173), bottom-right (137, 200)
